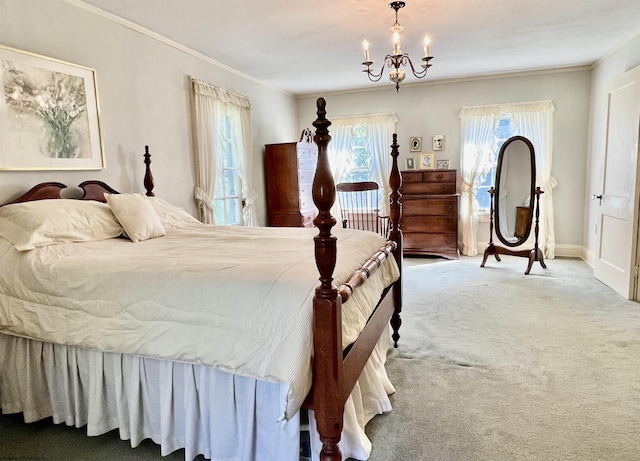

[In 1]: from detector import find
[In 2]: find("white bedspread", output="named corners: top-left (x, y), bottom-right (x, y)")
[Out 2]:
top-left (0, 224), bottom-right (399, 419)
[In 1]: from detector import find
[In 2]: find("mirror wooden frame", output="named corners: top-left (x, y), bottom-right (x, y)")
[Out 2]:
top-left (481, 135), bottom-right (547, 274)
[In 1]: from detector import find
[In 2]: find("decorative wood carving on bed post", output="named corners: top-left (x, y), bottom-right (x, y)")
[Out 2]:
top-left (388, 134), bottom-right (403, 347)
top-left (143, 145), bottom-right (155, 197)
top-left (311, 97), bottom-right (343, 461)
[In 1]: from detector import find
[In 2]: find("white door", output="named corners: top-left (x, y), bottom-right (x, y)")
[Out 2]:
top-left (594, 65), bottom-right (640, 299)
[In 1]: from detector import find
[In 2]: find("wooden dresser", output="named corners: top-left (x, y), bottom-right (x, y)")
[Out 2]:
top-left (265, 130), bottom-right (318, 227)
top-left (400, 169), bottom-right (459, 259)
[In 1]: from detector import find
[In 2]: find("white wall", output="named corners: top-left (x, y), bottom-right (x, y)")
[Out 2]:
top-left (297, 69), bottom-right (592, 253)
top-left (0, 0), bottom-right (298, 225)
top-left (584, 34), bottom-right (640, 265)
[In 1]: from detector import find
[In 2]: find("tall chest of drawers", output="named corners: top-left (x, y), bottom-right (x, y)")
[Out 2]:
top-left (265, 132), bottom-right (318, 228)
top-left (400, 169), bottom-right (459, 259)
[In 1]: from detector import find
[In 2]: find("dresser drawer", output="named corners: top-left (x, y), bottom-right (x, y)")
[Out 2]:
top-left (402, 196), bottom-right (458, 216)
top-left (401, 216), bottom-right (457, 233)
top-left (401, 181), bottom-right (456, 195)
top-left (302, 210), bottom-right (317, 227)
top-left (404, 232), bottom-right (458, 250)
top-left (298, 157), bottom-right (317, 174)
top-left (401, 170), bottom-right (456, 195)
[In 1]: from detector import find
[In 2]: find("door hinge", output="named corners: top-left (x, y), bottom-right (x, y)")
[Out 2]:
top-left (635, 265), bottom-right (639, 279)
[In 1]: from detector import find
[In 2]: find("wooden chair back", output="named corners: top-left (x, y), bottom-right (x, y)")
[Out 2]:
top-left (336, 181), bottom-right (390, 237)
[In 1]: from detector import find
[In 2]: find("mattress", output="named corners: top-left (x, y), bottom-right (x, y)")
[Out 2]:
top-left (0, 223), bottom-right (399, 419)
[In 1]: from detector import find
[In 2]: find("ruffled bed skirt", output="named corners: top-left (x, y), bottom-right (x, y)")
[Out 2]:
top-left (0, 331), bottom-right (393, 461)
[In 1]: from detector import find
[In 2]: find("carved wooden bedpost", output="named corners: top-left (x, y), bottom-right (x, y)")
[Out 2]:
top-left (311, 97), bottom-right (343, 461)
top-left (143, 145), bottom-right (155, 197)
top-left (388, 134), bottom-right (403, 347)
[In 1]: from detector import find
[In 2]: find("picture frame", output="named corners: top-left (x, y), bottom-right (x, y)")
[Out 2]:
top-left (432, 134), bottom-right (445, 151)
top-left (0, 45), bottom-right (105, 170)
top-left (409, 136), bottom-right (422, 152)
top-left (419, 152), bottom-right (435, 170)
top-left (405, 158), bottom-right (416, 170)
top-left (436, 159), bottom-right (451, 169)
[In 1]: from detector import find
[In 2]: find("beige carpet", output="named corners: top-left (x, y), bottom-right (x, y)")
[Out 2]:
top-left (361, 255), bottom-right (640, 461)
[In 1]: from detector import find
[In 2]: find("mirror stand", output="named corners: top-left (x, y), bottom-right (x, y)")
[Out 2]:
top-left (481, 186), bottom-right (547, 274)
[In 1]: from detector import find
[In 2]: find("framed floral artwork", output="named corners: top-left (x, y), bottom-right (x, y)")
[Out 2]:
top-left (0, 45), bottom-right (105, 170)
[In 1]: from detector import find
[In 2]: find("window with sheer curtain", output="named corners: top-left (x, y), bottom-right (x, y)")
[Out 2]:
top-left (327, 113), bottom-right (397, 216)
top-left (459, 100), bottom-right (556, 257)
top-left (190, 78), bottom-right (258, 226)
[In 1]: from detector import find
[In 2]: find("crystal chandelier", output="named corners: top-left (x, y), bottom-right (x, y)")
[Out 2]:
top-left (362, 1), bottom-right (434, 92)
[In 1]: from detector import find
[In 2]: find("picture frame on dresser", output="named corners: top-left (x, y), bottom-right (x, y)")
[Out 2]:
top-left (405, 158), bottom-right (416, 170)
top-left (436, 159), bottom-right (450, 169)
top-left (419, 152), bottom-right (435, 170)
top-left (0, 44), bottom-right (105, 170)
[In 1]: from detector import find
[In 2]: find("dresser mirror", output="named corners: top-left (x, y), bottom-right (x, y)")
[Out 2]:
top-left (481, 135), bottom-right (546, 274)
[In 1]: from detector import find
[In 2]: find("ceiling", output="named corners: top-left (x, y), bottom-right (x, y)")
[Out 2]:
top-left (76, 0), bottom-right (640, 95)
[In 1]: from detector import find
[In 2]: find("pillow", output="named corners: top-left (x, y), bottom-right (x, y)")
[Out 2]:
top-left (148, 197), bottom-right (201, 230)
top-left (0, 199), bottom-right (123, 251)
top-left (105, 193), bottom-right (166, 242)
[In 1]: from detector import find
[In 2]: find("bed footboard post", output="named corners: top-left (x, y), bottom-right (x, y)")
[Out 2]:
top-left (388, 134), bottom-right (403, 347)
top-left (311, 97), bottom-right (344, 461)
top-left (143, 145), bottom-right (155, 197)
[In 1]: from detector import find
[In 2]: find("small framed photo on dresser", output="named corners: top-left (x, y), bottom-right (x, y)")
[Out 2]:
top-left (436, 159), bottom-right (450, 169)
top-left (419, 152), bottom-right (435, 170)
top-left (405, 158), bottom-right (416, 170)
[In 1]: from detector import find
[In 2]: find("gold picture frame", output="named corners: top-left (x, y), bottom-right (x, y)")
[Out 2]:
top-left (419, 152), bottom-right (435, 170)
top-left (409, 136), bottom-right (422, 152)
top-left (0, 45), bottom-right (105, 170)
top-left (432, 134), bottom-right (445, 151)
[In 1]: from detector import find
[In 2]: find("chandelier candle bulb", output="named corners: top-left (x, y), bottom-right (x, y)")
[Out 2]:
top-left (393, 31), bottom-right (401, 55)
top-left (363, 39), bottom-right (371, 62)
top-left (423, 35), bottom-right (430, 57)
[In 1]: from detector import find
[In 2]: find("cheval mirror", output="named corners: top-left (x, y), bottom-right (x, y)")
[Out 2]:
top-left (481, 135), bottom-right (546, 274)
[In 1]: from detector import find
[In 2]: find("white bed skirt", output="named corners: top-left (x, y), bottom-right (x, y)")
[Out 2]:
top-left (0, 332), bottom-right (394, 461)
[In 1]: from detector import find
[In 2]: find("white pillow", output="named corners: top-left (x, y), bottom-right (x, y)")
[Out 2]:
top-left (105, 193), bottom-right (166, 242)
top-left (148, 197), bottom-right (201, 229)
top-left (0, 199), bottom-right (123, 251)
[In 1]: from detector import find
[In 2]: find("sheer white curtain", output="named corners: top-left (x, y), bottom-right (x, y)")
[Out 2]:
top-left (191, 78), bottom-right (257, 225)
top-left (459, 100), bottom-right (556, 257)
top-left (511, 101), bottom-right (556, 258)
top-left (328, 114), bottom-right (397, 216)
top-left (459, 108), bottom-right (496, 256)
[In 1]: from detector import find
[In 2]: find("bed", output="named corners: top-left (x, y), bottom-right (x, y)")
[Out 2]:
top-left (0, 97), bottom-right (404, 461)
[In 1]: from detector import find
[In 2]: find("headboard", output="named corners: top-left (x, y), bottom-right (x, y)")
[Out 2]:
top-left (0, 146), bottom-right (155, 207)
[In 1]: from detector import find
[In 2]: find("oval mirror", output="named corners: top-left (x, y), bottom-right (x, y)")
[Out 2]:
top-left (494, 136), bottom-right (536, 247)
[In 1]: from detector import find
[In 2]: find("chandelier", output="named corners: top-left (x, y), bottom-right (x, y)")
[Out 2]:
top-left (362, 1), bottom-right (434, 92)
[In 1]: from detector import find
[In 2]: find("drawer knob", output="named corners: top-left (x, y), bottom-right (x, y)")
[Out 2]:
top-left (436, 174), bottom-right (444, 180)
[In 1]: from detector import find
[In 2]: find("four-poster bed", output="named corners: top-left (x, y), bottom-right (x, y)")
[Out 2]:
top-left (0, 97), bottom-right (403, 461)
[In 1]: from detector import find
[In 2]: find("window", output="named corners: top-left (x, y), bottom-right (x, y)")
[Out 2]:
top-left (328, 113), bottom-right (397, 217)
top-left (214, 115), bottom-right (242, 225)
top-left (191, 78), bottom-right (256, 226)
top-left (338, 124), bottom-right (375, 183)
top-left (475, 116), bottom-right (513, 211)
